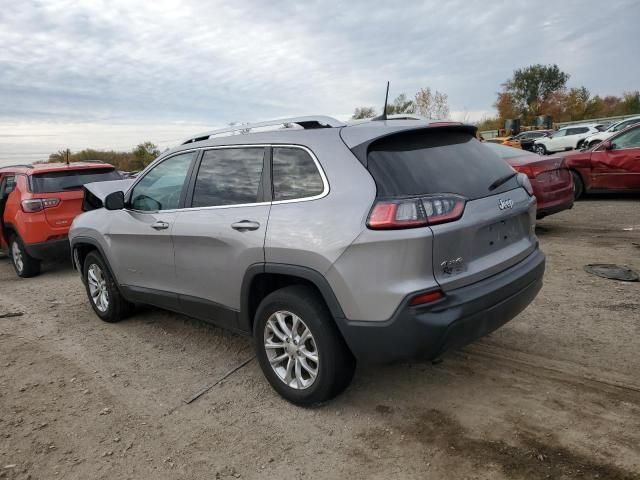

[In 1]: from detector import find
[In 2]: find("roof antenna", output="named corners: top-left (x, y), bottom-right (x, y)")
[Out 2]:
top-left (372, 81), bottom-right (390, 121)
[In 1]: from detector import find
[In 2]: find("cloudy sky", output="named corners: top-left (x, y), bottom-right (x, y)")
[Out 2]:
top-left (1, 0), bottom-right (639, 165)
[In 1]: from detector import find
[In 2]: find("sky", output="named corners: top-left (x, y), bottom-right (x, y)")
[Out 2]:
top-left (1, 0), bottom-right (639, 165)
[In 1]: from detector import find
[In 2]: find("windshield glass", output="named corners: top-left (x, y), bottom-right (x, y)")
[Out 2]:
top-left (30, 168), bottom-right (122, 193)
top-left (483, 142), bottom-right (531, 160)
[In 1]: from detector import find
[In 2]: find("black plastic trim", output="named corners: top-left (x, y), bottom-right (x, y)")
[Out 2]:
top-left (23, 238), bottom-right (69, 260)
top-left (239, 263), bottom-right (346, 332)
top-left (338, 249), bottom-right (545, 363)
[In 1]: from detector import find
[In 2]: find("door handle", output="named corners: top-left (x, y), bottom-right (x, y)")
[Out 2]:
top-left (231, 220), bottom-right (260, 232)
top-left (151, 221), bottom-right (170, 230)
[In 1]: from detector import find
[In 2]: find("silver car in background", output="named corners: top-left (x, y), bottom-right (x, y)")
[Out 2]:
top-left (70, 116), bottom-right (545, 405)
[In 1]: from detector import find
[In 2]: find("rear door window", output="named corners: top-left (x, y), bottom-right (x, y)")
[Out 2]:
top-left (272, 147), bottom-right (324, 201)
top-left (0, 175), bottom-right (16, 197)
top-left (30, 168), bottom-right (121, 193)
top-left (365, 129), bottom-right (518, 200)
top-left (191, 148), bottom-right (265, 207)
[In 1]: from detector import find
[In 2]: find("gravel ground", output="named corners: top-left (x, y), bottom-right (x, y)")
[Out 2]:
top-left (1, 196), bottom-right (639, 480)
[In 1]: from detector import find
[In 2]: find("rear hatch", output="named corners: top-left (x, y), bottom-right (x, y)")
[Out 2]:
top-left (363, 127), bottom-right (537, 291)
top-left (30, 167), bottom-right (122, 229)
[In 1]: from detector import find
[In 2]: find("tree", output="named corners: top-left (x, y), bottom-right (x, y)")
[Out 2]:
top-left (130, 142), bottom-right (160, 170)
top-left (415, 88), bottom-right (450, 119)
top-left (622, 91), bottom-right (640, 114)
top-left (501, 64), bottom-right (570, 121)
top-left (351, 107), bottom-right (377, 119)
top-left (386, 94), bottom-right (416, 115)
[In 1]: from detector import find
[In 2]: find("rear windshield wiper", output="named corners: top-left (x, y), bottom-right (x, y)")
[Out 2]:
top-left (488, 172), bottom-right (517, 191)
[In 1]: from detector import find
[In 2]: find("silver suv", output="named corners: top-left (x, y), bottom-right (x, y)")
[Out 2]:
top-left (69, 116), bottom-right (545, 405)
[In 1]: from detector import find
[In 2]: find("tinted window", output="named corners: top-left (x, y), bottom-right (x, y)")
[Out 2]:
top-left (192, 148), bottom-right (264, 207)
top-left (552, 129), bottom-right (567, 138)
top-left (131, 152), bottom-right (195, 211)
top-left (30, 168), bottom-right (121, 193)
top-left (566, 127), bottom-right (588, 135)
top-left (366, 129), bottom-right (517, 200)
top-left (1, 176), bottom-right (16, 197)
top-left (272, 147), bottom-right (324, 201)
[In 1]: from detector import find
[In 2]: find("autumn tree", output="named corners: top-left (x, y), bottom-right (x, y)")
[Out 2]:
top-left (415, 88), bottom-right (450, 119)
top-left (351, 106), bottom-right (377, 119)
top-left (386, 94), bottom-right (416, 115)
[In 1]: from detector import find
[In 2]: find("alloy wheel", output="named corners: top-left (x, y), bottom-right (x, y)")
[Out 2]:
top-left (11, 241), bottom-right (23, 273)
top-left (87, 264), bottom-right (109, 313)
top-left (263, 311), bottom-right (319, 390)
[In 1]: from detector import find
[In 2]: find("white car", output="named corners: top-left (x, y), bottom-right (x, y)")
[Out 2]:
top-left (533, 125), bottom-right (600, 155)
top-left (578, 116), bottom-right (640, 149)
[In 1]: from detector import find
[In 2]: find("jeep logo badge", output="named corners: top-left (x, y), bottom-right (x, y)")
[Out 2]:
top-left (441, 257), bottom-right (465, 275)
top-left (498, 198), bottom-right (514, 210)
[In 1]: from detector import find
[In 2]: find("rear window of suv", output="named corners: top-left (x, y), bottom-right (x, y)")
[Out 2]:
top-left (30, 168), bottom-right (122, 193)
top-left (366, 129), bottom-right (518, 200)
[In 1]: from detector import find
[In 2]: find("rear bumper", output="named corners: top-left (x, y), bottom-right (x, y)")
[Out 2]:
top-left (24, 238), bottom-right (70, 260)
top-left (336, 249), bottom-right (545, 363)
top-left (537, 198), bottom-right (573, 218)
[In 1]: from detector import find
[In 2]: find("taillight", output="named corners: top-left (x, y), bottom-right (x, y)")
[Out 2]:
top-left (516, 173), bottom-right (534, 197)
top-left (21, 198), bottom-right (60, 213)
top-left (367, 194), bottom-right (466, 230)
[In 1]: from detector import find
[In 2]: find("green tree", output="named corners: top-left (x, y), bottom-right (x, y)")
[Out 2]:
top-left (622, 91), bottom-right (640, 114)
top-left (501, 64), bottom-right (570, 121)
top-left (131, 142), bottom-right (160, 170)
top-left (351, 106), bottom-right (377, 119)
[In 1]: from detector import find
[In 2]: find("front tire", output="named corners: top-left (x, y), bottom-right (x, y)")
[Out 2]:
top-left (588, 140), bottom-right (601, 149)
top-left (254, 285), bottom-right (355, 406)
top-left (535, 144), bottom-right (547, 156)
top-left (9, 235), bottom-right (41, 278)
top-left (83, 251), bottom-right (133, 322)
top-left (571, 171), bottom-right (584, 199)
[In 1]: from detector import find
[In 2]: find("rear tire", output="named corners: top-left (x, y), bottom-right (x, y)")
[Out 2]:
top-left (9, 235), bottom-right (41, 278)
top-left (571, 171), bottom-right (584, 199)
top-left (535, 144), bottom-right (547, 156)
top-left (254, 285), bottom-right (355, 406)
top-left (83, 251), bottom-right (133, 322)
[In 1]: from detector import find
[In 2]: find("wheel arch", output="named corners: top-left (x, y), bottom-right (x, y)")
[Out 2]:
top-left (240, 264), bottom-right (346, 334)
top-left (71, 237), bottom-right (119, 285)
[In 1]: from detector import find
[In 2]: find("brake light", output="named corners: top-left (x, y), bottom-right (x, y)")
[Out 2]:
top-left (516, 173), bottom-right (534, 196)
top-left (21, 198), bottom-right (60, 213)
top-left (367, 195), bottom-right (466, 230)
top-left (409, 290), bottom-right (444, 306)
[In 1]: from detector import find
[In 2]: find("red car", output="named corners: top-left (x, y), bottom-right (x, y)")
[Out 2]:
top-left (562, 124), bottom-right (640, 198)
top-left (0, 162), bottom-right (121, 277)
top-left (484, 143), bottom-right (574, 219)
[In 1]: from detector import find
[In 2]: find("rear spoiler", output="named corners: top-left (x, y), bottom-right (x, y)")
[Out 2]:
top-left (348, 124), bottom-right (478, 167)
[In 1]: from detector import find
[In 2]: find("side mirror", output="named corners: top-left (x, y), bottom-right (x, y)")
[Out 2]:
top-left (104, 191), bottom-right (125, 210)
top-left (602, 141), bottom-right (613, 150)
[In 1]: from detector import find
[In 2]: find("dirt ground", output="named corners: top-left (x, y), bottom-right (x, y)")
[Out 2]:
top-left (1, 196), bottom-right (639, 480)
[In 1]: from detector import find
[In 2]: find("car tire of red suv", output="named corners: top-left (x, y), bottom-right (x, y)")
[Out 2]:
top-left (9, 234), bottom-right (41, 278)
top-left (82, 251), bottom-right (134, 322)
top-left (254, 285), bottom-right (355, 406)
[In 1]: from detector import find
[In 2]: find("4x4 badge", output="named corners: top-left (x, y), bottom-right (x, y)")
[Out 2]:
top-left (498, 198), bottom-right (514, 210)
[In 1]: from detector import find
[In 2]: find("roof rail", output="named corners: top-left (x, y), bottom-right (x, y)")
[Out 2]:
top-left (0, 164), bottom-right (33, 170)
top-left (181, 115), bottom-right (345, 145)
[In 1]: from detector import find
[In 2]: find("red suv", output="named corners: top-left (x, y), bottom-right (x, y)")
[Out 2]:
top-left (0, 162), bottom-right (121, 277)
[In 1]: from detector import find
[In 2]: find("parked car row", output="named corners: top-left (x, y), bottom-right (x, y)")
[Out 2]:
top-left (1, 116), bottom-right (637, 405)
